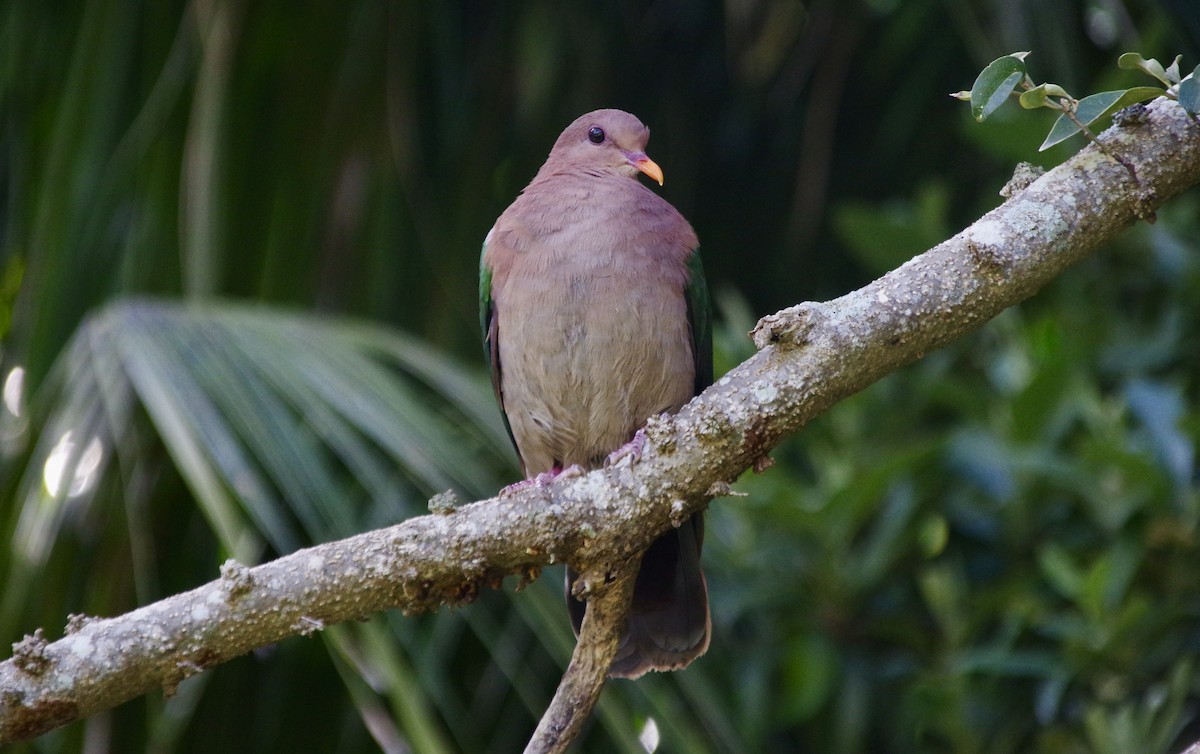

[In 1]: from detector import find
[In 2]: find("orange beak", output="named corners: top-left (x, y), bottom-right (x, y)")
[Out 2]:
top-left (627, 153), bottom-right (665, 186)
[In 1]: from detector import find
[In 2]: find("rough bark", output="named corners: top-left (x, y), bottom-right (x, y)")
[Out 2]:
top-left (1, 97), bottom-right (1198, 746)
top-left (523, 560), bottom-right (638, 754)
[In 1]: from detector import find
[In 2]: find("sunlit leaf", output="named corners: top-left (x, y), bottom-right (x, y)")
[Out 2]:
top-left (1018, 82), bottom-right (1071, 109)
top-left (1117, 52), bottom-right (1172, 86)
top-left (1164, 55), bottom-right (1183, 85)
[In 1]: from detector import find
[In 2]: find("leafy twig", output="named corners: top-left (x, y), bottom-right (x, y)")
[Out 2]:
top-left (952, 51), bottom-right (1200, 180)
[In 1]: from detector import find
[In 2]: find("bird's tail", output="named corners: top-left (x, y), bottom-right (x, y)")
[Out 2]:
top-left (566, 514), bottom-right (710, 678)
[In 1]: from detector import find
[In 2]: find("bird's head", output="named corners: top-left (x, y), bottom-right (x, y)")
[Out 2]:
top-left (544, 109), bottom-right (665, 186)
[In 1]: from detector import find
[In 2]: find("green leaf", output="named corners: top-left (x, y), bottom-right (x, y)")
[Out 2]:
top-left (918, 563), bottom-right (966, 643)
top-left (1077, 87), bottom-right (1165, 123)
top-left (1039, 87), bottom-right (1164, 151)
top-left (832, 182), bottom-right (950, 275)
top-left (1018, 83), bottom-right (1071, 109)
top-left (1117, 52), bottom-right (1172, 86)
top-left (1038, 543), bottom-right (1082, 600)
top-left (1179, 65), bottom-right (1200, 115)
top-left (1039, 115), bottom-right (1088, 152)
top-left (970, 53), bottom-right (1030, 122)
top-left (917, 513), bottom-right (949, 557)
top-left (1164, 55), bottom-right (1183, 85)
top-left (326, 622), bottom-right (455, 754)
top-left (779, 633), bottom-right (840, 723)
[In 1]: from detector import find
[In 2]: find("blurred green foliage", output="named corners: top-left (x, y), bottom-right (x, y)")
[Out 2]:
top-left (2, 0), bottom-right (1200, 752)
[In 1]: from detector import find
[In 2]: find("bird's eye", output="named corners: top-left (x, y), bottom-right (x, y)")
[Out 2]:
top-left (587, 126), bottom-right (605, 144)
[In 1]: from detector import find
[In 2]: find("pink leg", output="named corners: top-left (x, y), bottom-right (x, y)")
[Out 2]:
top-left (499, 464), bottom-right (563, 496)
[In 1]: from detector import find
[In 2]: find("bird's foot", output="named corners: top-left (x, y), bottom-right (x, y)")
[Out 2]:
top-left (497, 479), bottom-right (532, 498)
top-left (605, 429), bottom-right (648, 468)
top-left (555, 464), bottom-right (587, 481)
top-left (532, 466), bottom-right (564, 486)
top-left (498, 465), bottom-right (565, 497)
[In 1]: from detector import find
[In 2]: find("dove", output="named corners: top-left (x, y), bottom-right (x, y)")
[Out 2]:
top-left (480, 109), bottom-right (711, 678)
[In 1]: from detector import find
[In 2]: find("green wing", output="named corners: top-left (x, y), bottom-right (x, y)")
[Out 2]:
top-left (480, 240), bottom-right (518, 454)
top-left (685, 248), bottom-right (713, 394)
top-left (479, 240), bottom-right (495, 352)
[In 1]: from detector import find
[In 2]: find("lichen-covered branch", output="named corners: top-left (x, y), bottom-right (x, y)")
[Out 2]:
top-left (2, 98), bottom-right (1199, 745)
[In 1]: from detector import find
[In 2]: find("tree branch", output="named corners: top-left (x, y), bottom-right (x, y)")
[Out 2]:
top-left (2, 97), bottom-right (1198, 746)
top-left (523, 559), bottom-right (638, 754)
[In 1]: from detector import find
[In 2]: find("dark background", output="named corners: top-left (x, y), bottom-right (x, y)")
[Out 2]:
top-left (3, 1), bottom-right (1200, 752)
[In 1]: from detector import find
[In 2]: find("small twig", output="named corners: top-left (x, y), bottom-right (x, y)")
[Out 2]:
top-left (523, 561), bottom-right (638, 754)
